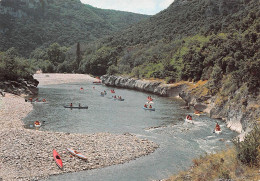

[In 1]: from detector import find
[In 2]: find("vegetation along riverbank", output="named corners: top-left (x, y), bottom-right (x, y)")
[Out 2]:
top-left (0, 0), bottom-right (259, 180)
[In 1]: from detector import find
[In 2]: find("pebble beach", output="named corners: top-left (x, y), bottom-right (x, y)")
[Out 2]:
top-left (0, 74), bottom-right (158, 181)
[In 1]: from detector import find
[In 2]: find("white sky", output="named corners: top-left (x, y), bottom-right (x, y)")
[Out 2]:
top-left (80, 0), bottom-right (174, 15)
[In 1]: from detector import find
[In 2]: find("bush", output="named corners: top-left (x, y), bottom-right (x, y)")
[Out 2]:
top-left (233, 125), bottom-right (260, 167)
top-left (107, 65), bottom-right (118, 75)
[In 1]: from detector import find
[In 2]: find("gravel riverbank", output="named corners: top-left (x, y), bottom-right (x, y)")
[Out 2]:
top-left (0, 75), bottom-right (158, 181)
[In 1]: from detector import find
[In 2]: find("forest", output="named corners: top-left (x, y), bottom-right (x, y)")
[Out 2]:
top-left (0, 0), bottom-right (259, 97)
top-left (0, 0), bottom-right (148, 56)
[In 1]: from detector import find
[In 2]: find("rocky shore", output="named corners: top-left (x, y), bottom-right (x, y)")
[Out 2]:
top-left (0, 76), bottom-right (39, 96)
top-left (101, 75), bottom-right (259, 139)
top-left (101, 75), bottom-right (185, 97)
top-left (0, 85), bottom-right (158, 180)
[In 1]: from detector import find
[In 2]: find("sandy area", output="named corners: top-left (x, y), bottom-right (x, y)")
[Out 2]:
top-left (0, 74), bottom-right (158, 181)
top-left (34, 73), bottom-right (98, 86)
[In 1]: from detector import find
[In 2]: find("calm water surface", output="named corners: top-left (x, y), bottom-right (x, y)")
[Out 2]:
top-left (24, 81), bottom-right (237, 181)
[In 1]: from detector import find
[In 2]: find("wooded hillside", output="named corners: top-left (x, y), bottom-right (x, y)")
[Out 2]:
top-left (0, 0), bottom-right (148, 56)
top-left (80, 0), bottom-right (259, 95)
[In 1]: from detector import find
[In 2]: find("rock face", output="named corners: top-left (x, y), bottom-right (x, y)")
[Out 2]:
top-left (101, 75), bottom-right (185, 97)
top-left (101, 75), bottom-right (259, 137)
top-left (178, 87), bottom-right (259, 136)
top-left (0, 76), bottom-right (39, 96)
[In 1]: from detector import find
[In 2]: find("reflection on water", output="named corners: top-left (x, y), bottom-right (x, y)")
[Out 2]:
top-left (24, 82), bottom-right (237, 181)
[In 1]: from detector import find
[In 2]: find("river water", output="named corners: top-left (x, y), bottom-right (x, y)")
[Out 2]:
top-left (24, 81), bottom-right (237, 181)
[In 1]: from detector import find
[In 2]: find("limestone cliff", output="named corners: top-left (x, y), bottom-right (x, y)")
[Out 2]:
top-left (101, 75), bottom-right (259, 137)
top-left (101, 75), bottom-right (185, 97)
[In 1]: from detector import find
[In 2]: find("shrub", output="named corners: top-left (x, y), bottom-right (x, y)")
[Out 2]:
top-left (233, 125), bottom-right (260, 167)
top-left (107, 65), bottom-right (118, 75)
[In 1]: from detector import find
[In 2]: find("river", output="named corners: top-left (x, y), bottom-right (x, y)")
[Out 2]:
top-left (24, 81), bottom-right (237, 181)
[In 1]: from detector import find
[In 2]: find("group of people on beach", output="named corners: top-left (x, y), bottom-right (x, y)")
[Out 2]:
top-left (26, 97), bottom-right (46, 102)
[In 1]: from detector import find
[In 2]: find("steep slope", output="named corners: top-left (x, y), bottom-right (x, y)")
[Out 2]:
top-left (0, 0), bottom-right (148, 56)
top-left (82, 0), bottom-right (259, 135)
top-left (81, 0), bottom-right (259, 76)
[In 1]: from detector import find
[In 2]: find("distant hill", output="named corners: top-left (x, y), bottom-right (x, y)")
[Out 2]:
top-left (0, 0), bottom-right (148, 56)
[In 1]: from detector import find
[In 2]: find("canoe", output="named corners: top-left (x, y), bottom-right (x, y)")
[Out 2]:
top-left (31, 101), bottom-right (47, 103)
top-left (64, 106), bottom-right (88, 109)
top-left (143, 107), bottom-right (155, 111)
top-left (67, 148), bottom-right (87, 160)
top-left (93, 81), bottom-right (102, 85)
top-left (113, 98), bottom-right (124, 101)
top-left (146, 101), bottom-right (154, 104)
top-left (214, 129), bottom-right (222, 134)
top-left (185, 118), bottom-right (194, 124)
top-left (53, 149), bottom-right (63, 169)
top-left (34, 121), bottom-right (41, 127)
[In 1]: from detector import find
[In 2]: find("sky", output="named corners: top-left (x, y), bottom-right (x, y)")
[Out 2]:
top-left (80, 0), bottom-right (175, 15)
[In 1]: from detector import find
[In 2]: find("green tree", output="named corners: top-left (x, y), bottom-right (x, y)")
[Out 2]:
top-left (47, 43), bottom-right (66, 67)
top-left (76, 42), bottom-right (82, 71)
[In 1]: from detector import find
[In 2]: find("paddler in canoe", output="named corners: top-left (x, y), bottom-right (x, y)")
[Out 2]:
top-left (147, 96), bottom-right (153, 101)
top-left (186, 115), bottom-right (192, 120)
top-left (70, 103), bottom-right (73, 107)
top-left (144, 104), bottom-right (147, 108)
top-left (149, 104), bottom-right (152, 109)
top-left (215, 123), bottom-right (221, 132)
top-left (34, 120), bottom-right (41, 127)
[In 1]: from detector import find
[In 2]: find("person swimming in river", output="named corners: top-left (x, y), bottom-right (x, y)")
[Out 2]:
top-left (149, 105), bottom-right (152, 109)
top-left (144, 104), bottom-right (147, 108)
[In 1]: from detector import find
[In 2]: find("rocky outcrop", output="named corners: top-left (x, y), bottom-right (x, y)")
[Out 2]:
top-left (0, 76), bottom-right (39, 96)
top-left (179, 88), bottom-right (259, 137)
top-left (101, 75), bottom-right (259, 138)
top-left (101, 75), bottom-right (186, 97)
